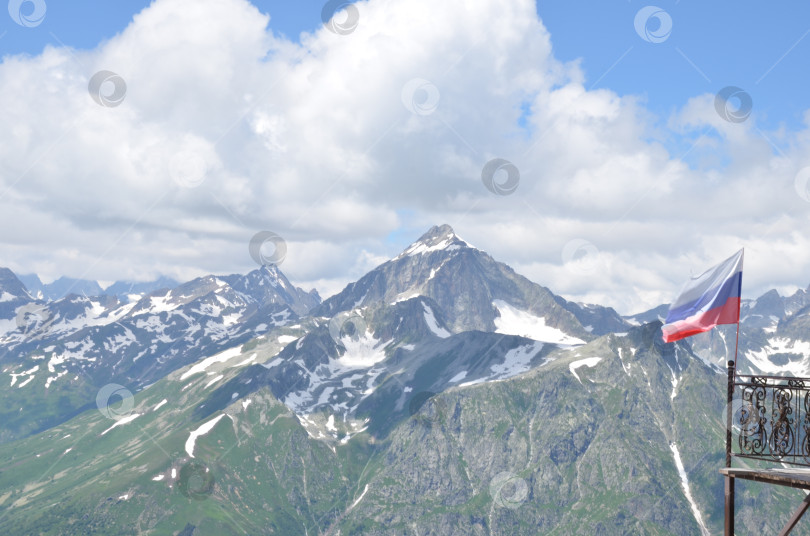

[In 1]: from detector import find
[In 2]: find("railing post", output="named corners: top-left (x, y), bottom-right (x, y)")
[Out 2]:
top-left (725, 360), bottom-right (736, 536)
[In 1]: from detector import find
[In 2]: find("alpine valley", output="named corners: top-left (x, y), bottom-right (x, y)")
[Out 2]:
top-left (1, 225), bottom-right (809, 535)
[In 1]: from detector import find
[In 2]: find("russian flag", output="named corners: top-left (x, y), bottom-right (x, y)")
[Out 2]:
top-left (661, 249), bottom-right (743, 343)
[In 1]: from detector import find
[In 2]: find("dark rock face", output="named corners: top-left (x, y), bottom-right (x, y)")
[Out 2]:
top-left (316, 225), bottom-right (606, 340)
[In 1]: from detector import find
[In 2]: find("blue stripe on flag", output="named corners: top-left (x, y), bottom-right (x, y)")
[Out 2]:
top-left (665, 271), bottom-right (742, 323)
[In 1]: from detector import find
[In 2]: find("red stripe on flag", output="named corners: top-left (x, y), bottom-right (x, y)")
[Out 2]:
top-left (662, 297), bottom-right (741, 343)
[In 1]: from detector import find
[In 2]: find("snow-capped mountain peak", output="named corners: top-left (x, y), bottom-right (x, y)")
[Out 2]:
top-left (395, 224), bottom-right (472, 259)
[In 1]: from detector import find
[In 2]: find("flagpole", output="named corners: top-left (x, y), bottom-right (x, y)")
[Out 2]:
top-left (731, 248), bottom-right (743, 390)
top-left (726, 321), bottom-right (738, 470)
top-left (724, 295), bottom-right (740, 536)
top-left (732, 320), bottom-right (740, 375)
top-left (731, 292), bottom-right (741, 385)
top-left (724, 249), bottom-right (742, 536)
top-left (727, 248), bottom-right (742, 468)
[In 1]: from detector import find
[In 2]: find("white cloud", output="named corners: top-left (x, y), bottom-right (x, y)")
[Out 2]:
top-left (0, 0), bottom-right (809, 313)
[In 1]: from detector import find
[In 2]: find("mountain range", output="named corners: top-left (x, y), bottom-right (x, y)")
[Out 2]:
top-left (0, 224), bottom-right (808, 535)
top-left (16, 274), bottom-right (180, 303)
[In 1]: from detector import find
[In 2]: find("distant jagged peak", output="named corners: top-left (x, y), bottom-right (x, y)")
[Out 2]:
top-left (395, 224), bottom-right (472, 259)
top-left (248, 263), bottom-right (286, 283)
top-left (0, 266), bottom-right (33, 301)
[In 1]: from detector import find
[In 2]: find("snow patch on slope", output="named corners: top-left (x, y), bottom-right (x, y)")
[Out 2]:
top-left (670, 443), bottom-right (710, 536)
top-left (746, 337), bottom-right (810, 376)
top-left (490, 342), bottom-right (545, 379)
top-left (350, 484), bottom-right (370, 510)
top-left (449, 370), bottom-right (468, 383)
top-left (493, 300), bottom-right (584, 345)
top-left (569, 357), bottom-right (602, 384)
top-left (338, 331), bottom-right (390, 369)
top-left (101, 413), bottom-right (141, 436)
top-left (392, 292), bottom-right (421, 304)
top-left (423, 303), bottom-right (450, 338)
top-left (458, 342), bottom-right (546, 387)
top-left (205, 375), bottom-right (224, 388)
top-left (282, 329), bottom-right (392, 417)
top-left (9, 364), bottom-right (39, 387)
top-left (180, 346), bottom-right (243, 380)
top-left (185, 414), bottom-right (227, 458)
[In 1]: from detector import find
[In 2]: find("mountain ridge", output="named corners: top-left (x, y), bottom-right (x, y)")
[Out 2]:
top-left (0, 315), bottom-right (800, 535)
top-left (3, 224), bottom-right (810, 534)
top-left (0, 264), bottom-right (321, 444)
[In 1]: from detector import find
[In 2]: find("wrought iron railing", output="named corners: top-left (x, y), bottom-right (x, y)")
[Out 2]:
top-left (729, 366), bottom-right (810, 467)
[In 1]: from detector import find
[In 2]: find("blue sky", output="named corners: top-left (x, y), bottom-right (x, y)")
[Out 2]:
top-left (2, 0), bottom-right (810, 313)
top-left (1, 1), bottom-right (337, 51)
top-left (539, 2), bottom-right (810, 133)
